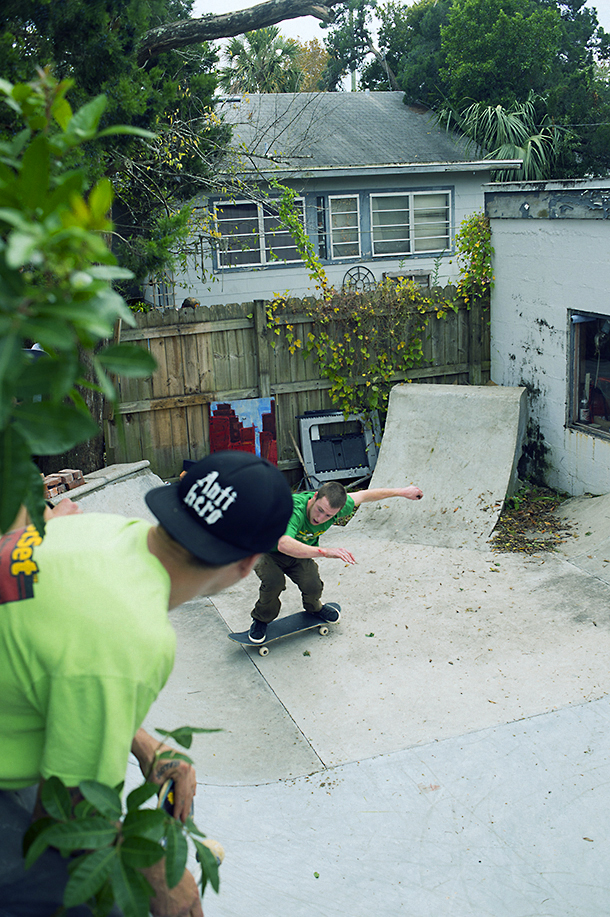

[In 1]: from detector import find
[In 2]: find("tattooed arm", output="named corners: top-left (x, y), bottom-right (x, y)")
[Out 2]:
top-left (131, 728), bottom-right (197, 823)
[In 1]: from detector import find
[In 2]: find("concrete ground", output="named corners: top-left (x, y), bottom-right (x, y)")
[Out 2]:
top-left (66, 419), bottom-right (610, 916)
top-left (124, 495), bottom-right (610, 917)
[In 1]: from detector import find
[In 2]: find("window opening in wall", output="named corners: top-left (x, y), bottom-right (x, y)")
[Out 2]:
top-left (370, 191), bottom-right (450, 257)
top-left (570, 311), bottom-right (610, 434)
top-left (329, 195), bottom-right (360, 258)
top-left (214, 199), bottom-right (305, 268)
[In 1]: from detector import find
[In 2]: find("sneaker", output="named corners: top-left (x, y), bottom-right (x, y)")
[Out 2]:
top-left (315, 603), bottom-right (341, 624)
top-left (249, 619), bottom-right (268, 644)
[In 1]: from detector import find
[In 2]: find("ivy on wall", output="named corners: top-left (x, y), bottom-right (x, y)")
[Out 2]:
top-left (266, 185), bottom-right (491, 417)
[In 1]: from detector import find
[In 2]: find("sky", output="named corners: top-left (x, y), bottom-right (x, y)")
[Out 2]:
top-left (192, 0), bottom-right (610, 47)
top-left (191, 0), bottom-right (340, 47)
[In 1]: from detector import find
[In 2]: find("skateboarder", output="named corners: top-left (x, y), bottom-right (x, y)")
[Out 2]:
top-left (249, 480), bottom-right (423, 643)
top-left (0, 451), bottom-right (292, 917)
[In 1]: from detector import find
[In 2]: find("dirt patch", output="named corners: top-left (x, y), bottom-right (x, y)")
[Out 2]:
top-left (491, 485), bottom-right (574, 554)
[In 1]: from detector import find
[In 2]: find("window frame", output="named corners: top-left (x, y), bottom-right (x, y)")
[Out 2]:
top-left (569, 309), bottom-right (610, 437)
top-left (328, 194), bottom-right (361, 260)
top-left (369, 190), bottom-right (451, 258)
top-left (213, 197), bottom-right (305, 269)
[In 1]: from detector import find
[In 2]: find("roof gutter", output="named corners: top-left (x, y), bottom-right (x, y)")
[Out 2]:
top-left (227, 159), bottom-right (523, 181)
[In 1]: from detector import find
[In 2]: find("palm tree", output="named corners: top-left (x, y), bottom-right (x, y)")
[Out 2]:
top-left (219, 27), bottom-right (305, 93)
top-left (439, 94), bottom-right (573, 181)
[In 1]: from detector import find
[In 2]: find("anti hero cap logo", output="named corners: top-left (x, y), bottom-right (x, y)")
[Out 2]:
top-left (183, 470), bottom-right (237, 524)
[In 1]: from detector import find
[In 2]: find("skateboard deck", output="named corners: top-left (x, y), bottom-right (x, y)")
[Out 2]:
top-left (229, 605), bottom-right (340, 656)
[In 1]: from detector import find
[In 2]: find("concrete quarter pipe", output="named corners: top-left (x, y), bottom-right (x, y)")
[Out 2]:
top-left (347, 383), bottom-right (527, 549)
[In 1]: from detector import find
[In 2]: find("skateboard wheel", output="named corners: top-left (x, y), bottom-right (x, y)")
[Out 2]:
top-left (318, 625), bottom-right (329, 636)
top-left (259, 645), bottom-right (270, 656)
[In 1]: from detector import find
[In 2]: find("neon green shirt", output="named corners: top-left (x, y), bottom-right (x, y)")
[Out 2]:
top-left (0, 514), bottom-right (174, 790)
top-left (276, 491), bottom-right (356, 550)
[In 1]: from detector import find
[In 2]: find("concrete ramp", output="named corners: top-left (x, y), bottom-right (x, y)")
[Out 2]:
top-left (347, 383), bottom-right (527, 549)
top-left (49, 461), bottom-right (163, 523)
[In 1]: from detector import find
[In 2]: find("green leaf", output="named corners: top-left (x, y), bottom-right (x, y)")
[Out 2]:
top-left (4, 228), bottom-right (43, 269)
top-left (111, 856), bottom-right (154, 917)
top-left (18, 134), bottom-right (50, 211)
top-left (97, 126), bottom-right (157, 140)
top-left (184, 816), bottom-right (206, 838)
top-left (0, 426), bottom-right (34, 534)
top-left (64, 847), bottom-right (117, 907)
top-left (65, 94), bottom-right (107, 141)
top-left (126, 783), bottom-right (159, 812)
top-left (42, 170), bottom-right (85, 217)
top-left (88, 265), bottom-right (134, 281)
top-left (15, 351), bottom-right (78, 402)
top-left (48, 818), bottom-right (118, 851)
top-left (13, 401), bottom-right (99, 454)
top-left (88, 179), bottom-right (113, 221)
top-left (90, 359), bottom-right (116, 401)
top-left (164, 819), bottom-right (188, 889)
top-left (155, 726), bottom-right (222, 750)
top-left (19, 316), bottom-right (77, 351)
top-left (121, 808), bottom-right (166, 842)
top-left (194, 838), bottom-right (220, 894)
top-left (22, 816), bottom-right (54, 868)
top-left (23, 818), bottom-right (57, 870)
top-left (40, 775), bottom-right (73, 821)
top-left (119, 836), bottom-right (165, 870)
top-left (97, 344), bottom-right (156, 378)
top-left (79, 781), bottom-right (123, 820)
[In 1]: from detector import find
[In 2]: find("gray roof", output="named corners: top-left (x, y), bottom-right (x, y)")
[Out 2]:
top-left (217, 92), bottom-right (518, 178)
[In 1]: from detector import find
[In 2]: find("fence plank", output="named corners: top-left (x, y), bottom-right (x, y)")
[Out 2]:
top-left (105, 289), bottom-right (490, 479)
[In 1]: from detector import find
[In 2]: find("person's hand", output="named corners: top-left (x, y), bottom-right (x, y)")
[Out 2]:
top-left (403, 486), bottom-right (423, 501)
top-left (319, 546), bottom-right (356, 564)
top-left (142, 862), bottom-right (203, 917)
top-left (149, 745), bottom-right (197, 823)
top-left (131, 729), bottom-right (197, 823)
top-left (44, 498), bottom-right (82, 520)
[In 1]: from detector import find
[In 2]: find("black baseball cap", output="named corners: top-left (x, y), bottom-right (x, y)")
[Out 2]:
top-left (145, 451), bottom-right (293, 564)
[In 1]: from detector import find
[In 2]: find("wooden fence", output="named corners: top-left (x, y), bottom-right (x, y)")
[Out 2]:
top-left (105, 291), bottom-right (490, 480)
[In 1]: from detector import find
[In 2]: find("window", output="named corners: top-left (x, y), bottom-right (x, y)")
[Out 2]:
top-left (371, 191), bottom-right (451, 257)
top-left (329, 196), bottom-right (360, 259)
top-left (570, 312), bottom-right (610, 433)
top-left (214, 199), bottom-right (304, 268)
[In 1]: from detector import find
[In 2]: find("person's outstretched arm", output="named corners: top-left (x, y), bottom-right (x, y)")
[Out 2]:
top-left (350, 485), bottom-right (423, 507)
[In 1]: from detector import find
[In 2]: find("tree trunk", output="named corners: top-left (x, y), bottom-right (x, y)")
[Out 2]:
top-left (137, 0), bottom-right (341, 64)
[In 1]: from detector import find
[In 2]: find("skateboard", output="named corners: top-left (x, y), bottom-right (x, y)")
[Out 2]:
top-left (228, 605), bottom-right (341, 656)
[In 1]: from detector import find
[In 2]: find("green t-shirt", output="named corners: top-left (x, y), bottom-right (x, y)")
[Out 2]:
top-left (0, 513), bottom-right (174, 790)
top-left (276, 491), bottom-right (356, 550)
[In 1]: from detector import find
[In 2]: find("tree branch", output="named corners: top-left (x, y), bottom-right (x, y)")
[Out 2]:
top-left (367, 39), bottom-right (401, 92)
top-left (137, 0), bottom-right (341, 65)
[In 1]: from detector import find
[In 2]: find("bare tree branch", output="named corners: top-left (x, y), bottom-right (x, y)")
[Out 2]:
top-left (137, 0), bottom-right (341, 65)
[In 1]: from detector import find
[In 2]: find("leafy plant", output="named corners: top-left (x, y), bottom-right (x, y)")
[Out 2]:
top-left (24, 727), bottom-right (222, 917)
top-left (453, 211), bottom-right (493, 307)
top-left (265, 181), bottom-right (461, 418)
top-left (0, 69), bottom-right (157, 535)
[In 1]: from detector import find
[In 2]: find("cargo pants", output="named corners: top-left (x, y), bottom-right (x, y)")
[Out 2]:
top-left (251, 552), bottom-right (324, 623)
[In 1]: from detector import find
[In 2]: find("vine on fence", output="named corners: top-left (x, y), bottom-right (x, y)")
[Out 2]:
top-left (269, 181), bottom-right (458, 417)
top-left (454, 212), bottom-right (493, 307)
top-left (267, 281), bottom-right (457, 417)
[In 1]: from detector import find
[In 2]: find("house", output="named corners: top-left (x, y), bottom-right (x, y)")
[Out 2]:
top-left (165, 92), bottom-right (520, 307)
top-left (486, 178), bottom-right (610, 496)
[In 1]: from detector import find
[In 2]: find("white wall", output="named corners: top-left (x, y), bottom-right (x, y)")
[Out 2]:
top-left (490, 217), bottom-right (610, 495)
top-left (171, 171), bottom-right (489, 308)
